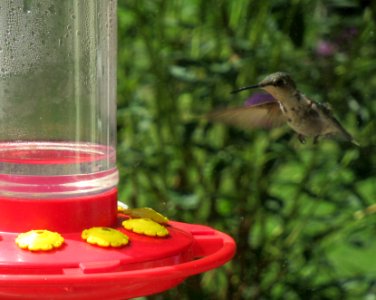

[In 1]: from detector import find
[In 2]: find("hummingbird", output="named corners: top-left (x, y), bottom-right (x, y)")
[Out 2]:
top-left (207, 72), bottom-right (358, 145)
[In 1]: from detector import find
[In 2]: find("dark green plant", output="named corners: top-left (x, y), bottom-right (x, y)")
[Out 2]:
top-left (117, 1), bottom-right (376, 299)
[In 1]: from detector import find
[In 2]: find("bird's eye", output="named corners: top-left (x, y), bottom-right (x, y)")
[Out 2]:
top-left (274, 79), bottom-right (284, 86)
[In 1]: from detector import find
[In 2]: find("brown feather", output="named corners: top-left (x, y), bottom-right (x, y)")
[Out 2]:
top-left (205, 103), bottom-right (286, 130)
top-left (323, 117), bottom-right (358, 144)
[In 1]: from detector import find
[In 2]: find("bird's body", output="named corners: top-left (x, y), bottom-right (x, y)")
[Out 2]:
top-left (207, 72), bottom-right (357, 144)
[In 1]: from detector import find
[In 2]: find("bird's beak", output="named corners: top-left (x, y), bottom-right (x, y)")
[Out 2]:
top-left (230, 84), bottom-right (261, 94)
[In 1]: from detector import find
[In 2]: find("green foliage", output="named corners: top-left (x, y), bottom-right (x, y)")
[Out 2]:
top-left (117, 1), bottom-right (376, 299)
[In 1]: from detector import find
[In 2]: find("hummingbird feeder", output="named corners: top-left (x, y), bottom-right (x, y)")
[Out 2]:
top-left (0, 1), bottom-right (235, 299)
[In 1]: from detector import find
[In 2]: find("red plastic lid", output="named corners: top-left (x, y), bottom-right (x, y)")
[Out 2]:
top-left (0, 221), bottom-right (236, 299)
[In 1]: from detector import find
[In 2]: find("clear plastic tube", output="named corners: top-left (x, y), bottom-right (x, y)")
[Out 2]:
top-left (0, 0), bottom-right (118, 198)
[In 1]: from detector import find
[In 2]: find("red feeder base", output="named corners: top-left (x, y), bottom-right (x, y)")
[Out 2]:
top-left (0, 220), bottom-right (236, 299)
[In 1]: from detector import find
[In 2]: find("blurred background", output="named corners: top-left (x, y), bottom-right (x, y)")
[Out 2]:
top-left (117, 1), bottom-right (376, 299)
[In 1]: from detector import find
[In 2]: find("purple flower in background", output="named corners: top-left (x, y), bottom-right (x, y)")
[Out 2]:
top-left (315, 27), bottom-right (359, 57)
top-left (316, 40), bottom-right (336, 57)
top-left (244, 92), bottom-right (276, 107)
top-left (339, 27), bottom-right (358, 42)
top-left (337, 27), bottom-right (358, 49)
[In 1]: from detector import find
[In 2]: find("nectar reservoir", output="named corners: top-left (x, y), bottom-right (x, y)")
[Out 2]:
top-left (0, 0), bottom-right (118, 232)
top-left (0, 1), bottom-right (118, 199)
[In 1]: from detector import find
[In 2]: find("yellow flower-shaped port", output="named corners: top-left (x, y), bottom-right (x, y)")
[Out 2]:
top-left (81, 227), bottom-right (129, 248)
top-left (15, 230), bottom-right (64, 251)
top-left (122, 207), bottom-right (169, 224)
top-left (122, 218), bottom-right (169, 237)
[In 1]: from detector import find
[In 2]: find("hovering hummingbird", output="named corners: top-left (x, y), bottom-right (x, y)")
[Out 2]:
top-left (207, 72), bottom-right (358, 145)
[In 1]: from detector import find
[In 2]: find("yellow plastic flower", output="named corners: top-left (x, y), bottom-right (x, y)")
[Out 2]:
top-left (122, 218), bottom-right (169, 237)
top-left (15, 230), bottom-right (64, 251)
top-left (122, 207), bottom-right (169, 224)
top-left (81, 227), bottom-right (129, 247)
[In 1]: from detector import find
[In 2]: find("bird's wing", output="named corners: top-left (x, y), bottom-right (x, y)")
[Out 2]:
top-left (205, 103), bottom-right (286, 129)
top-left (244, 93), bottom-right (276, 107)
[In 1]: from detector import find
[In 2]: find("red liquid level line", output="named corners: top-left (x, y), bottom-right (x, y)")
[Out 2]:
top-left (0, 142), bottom-right (113, 164)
